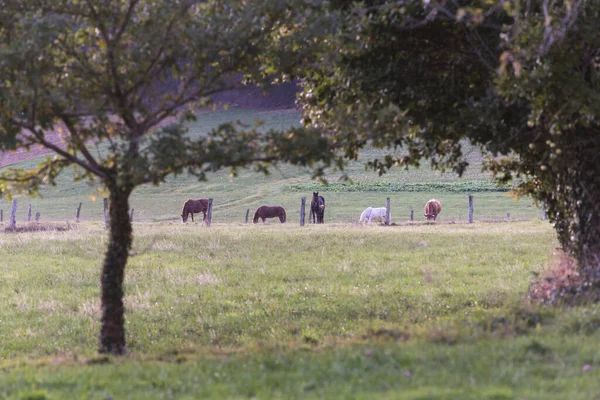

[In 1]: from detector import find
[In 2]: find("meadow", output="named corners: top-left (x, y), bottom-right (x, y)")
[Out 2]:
top-left (0, 109), bottom-right (598, 399)
top-left (0, 108), bottom-right (541, 224)
top-left (0, 222), bottom-right (599, 399)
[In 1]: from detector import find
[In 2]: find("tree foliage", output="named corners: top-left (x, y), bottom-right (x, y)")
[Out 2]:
top-left (0, 0), bottom-right (336, 354)
top-left (286, 0), bottom-right (600, 292)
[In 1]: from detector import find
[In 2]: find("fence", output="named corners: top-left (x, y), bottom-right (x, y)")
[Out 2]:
top-left (0, 195), bottom-right (550, 230)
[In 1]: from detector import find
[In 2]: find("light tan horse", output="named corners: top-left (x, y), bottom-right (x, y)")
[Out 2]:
top-left (424, 199), bottom-right (442, 221)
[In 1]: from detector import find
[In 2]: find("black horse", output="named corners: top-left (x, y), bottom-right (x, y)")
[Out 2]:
top-left (310, 192), bottom-right (325, 224)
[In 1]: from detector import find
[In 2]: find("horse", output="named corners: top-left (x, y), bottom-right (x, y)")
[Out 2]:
top-left (424, 199), bottom-right (442, 221)
top-left (181, 198), bottom-right (209, 223)
top-left (358, 207), bottom-right (388, 224)
top-left (310, 192), bottom-right (325, 224)
top-left (253, 205), bottom-right (287, 223)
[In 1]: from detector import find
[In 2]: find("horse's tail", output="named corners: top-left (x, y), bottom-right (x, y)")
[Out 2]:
top-left (359, 207), bottom-right (371, 222)
top-left (253, 207), bottom-right (261, 223)
top-left (280, 207), bottom-right (286, 223)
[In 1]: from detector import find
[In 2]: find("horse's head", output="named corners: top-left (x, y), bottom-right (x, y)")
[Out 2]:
top-left (181, 213), bottom-right (187, 223)
top-left (313, 192), bottom-right (319, 198)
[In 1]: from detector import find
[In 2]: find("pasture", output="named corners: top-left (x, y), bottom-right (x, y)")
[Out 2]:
top-left (0, 109), bottom-right (598, 399)
top-left (1, 109), bottom-right (541, 224)
top-left (0, 222), bottom-right (599, 399)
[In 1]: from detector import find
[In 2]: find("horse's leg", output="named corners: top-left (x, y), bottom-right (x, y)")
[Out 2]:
top-left (191, 213), bottom-right (194, 222)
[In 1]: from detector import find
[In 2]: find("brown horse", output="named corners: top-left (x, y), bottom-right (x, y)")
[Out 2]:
top-left (424, 199), bottom-right (442, 221)
top-left (181, 198), bottom-right (209, 223)
top-left (310, 192), bottom-right (325, 224)
top-left (253, 206), bottom-right (286, 223)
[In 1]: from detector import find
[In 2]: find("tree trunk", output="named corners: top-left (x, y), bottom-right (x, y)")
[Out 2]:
top-left (99, 187), bottom-right (133, 355)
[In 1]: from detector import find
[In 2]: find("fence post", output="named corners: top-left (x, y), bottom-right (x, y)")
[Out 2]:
top-left (8, 199), bottom-right (17, 230)
top-left (35, 212), bottom-right (40, 222)
top-left (385, 198), bottom-right (391, 226)
top-left (130, 208), bottom-right (134, 222)
top-left (300, 197), bottom-right (306, 227)
top-left (27, 204), bottom-right (32, 222)
top-left (1, 209), bottom-right (3, 222)
top-left (103, 198), bottom-right (109, 229)
top-left (206, 198), bottom-right (213, 227)
top-left (468, 195), bottom-right (474, 224)
top-left (245, 208), bottom-right (250, 224)
top-left (410, 209), bottom-right (414, 222)
top-left (541, 204), bottom-right (548, 220)
top-left (76, 202), bottom-right (82, 222)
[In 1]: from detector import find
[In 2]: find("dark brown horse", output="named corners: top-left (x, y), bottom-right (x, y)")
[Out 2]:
top-left (253, 206), bottom-right (286, 223)
top-left (181, 198), bottom-right (209, 223)
top-left (310, 192), bottom-right (325, 224)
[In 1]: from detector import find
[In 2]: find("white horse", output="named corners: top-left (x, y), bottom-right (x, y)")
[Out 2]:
top-left (358, 207), bottom-right (389, 223)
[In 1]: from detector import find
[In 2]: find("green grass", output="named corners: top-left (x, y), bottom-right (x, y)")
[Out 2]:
top-left (0, 109), bottom-right (542, 224)
top-left (0, 222), bottom-right (599, 398)
top-left (286, 180), bottom-right (512, 193)
top-left (0, 109), bottom-right (592, 399)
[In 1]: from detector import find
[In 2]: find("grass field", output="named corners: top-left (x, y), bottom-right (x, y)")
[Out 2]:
top-left (1, 109), bottom-right (596, 399)
top-left (0, 222), bottom-right (599, 399)
top-left (0, 109), bottom-right (542, 224)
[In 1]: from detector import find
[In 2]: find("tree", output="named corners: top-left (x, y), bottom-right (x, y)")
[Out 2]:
top-left (0, 0), bottom-right (334, 354)
top-left (285, 0), bottom-right (600, 296)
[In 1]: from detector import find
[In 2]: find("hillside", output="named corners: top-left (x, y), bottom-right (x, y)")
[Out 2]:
top-left (0, 107), bottom-right (541, 225)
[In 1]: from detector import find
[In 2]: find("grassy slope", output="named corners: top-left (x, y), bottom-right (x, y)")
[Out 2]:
top-left (0, 109), bottom-right (541, 223)
top-left (0, 223), bottom-right (599, 399)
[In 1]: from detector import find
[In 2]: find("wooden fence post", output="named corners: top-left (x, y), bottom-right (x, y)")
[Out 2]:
top-left (130, 208), bottom-right (134, 222)
top-left (27, 204), bottom-right (32, 222)
top-left (245, 208), bottom-right (250, 224)
top-left (1, 209), bottom-right (3, 222)
top-left (35, 212), bottom-right (40, 222)
top-left (103, 198), bottom-right (109, 229)
top-left (206, 198), bottom-right (213, 227)
top-left (468, 195), bottom-right (474, 224)
top-left (385, 198), bottom-right (391, 226)
top-left (300, 197), bottom-right (306, 227)
top-left (541, 204), bottom-right (548, 220)
top-left (410, 209), bottom-right (414, 222)
top-left (76, 202), bottom-right (82, 222)
top-left (8, 199), bottom-right (17, 230)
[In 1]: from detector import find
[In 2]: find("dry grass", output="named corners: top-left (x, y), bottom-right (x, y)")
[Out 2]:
top-left (2, 222), bottom-right (74, 233)
top-left (528, 250), bottom-right (600, 305)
